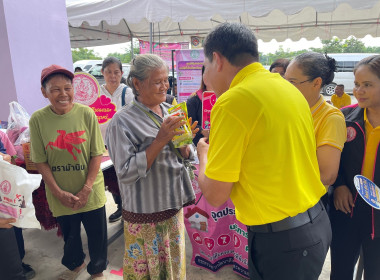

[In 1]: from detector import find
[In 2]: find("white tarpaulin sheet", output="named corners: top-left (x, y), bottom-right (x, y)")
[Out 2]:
top-left (67, 0), bottom-right (380, 47)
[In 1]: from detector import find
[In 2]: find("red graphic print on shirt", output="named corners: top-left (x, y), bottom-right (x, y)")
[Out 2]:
top-left (45, 130), bottom-right (86, 161)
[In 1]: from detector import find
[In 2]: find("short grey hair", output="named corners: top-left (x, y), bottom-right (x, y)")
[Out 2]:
top-left (127, 54), bottom-right (168, 96)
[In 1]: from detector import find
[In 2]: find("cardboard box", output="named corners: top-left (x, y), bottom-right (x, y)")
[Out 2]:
top-left (22, 143), bottom-right (37, 171)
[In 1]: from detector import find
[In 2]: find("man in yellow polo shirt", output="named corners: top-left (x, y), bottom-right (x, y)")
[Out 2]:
top-left (331, 84), bottom-right (351, 108)
top-left (197, 23), bottom-right (331, 280)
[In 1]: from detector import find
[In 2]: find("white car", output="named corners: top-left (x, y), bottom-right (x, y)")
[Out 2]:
top-left (73, 60), bottom-right (103, 72)
top-left (321, 53), bottom-right (377, 95)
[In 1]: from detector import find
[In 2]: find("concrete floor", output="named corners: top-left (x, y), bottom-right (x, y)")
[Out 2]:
top-left (21, 192), bottom-right (337, 280)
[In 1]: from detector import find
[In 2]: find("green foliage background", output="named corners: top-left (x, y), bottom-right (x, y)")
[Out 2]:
top-left (72, 36), bottom-right (380, 65)
top-left (259, 36), bottom-right (380, 65)
top-left (72, 41), bottom-right (140, 63)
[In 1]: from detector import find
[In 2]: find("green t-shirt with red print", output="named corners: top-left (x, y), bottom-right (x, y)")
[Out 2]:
top-left (30, 103), bottom-right (106, 217)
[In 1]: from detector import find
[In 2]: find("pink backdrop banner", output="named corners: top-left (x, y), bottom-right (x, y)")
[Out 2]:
top-left (201, 91), bottom-right (216, 129)
top-left (184, 165), bottom-right (249, 278)
top-left (139, 40), bottom-right (189, 70)
top-left (175, 49), bottom-right (204, 103)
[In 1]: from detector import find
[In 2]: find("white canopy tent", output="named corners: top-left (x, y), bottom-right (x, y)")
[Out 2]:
top-left (67, 0), bottom-right (380, 48)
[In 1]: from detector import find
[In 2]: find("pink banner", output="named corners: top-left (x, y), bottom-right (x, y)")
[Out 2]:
top-left (202, 91), bottom-right (216, 129)
top-left (184, 165), bottom-right (249, 278)
top-left (139, 40), bottom-right (189, 70)
top-left (175, 50), bottom-right (204, 103)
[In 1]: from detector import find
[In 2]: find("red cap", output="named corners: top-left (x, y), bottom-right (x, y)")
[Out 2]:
top-left (41, 64), bottom-right (74, 85)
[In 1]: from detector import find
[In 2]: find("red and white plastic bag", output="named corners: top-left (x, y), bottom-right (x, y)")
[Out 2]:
top-left (0, 158), bottom-right (41, 229)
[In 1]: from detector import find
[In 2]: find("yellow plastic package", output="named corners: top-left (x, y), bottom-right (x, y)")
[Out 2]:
top-left (166, 102), bottom-right (193, 148)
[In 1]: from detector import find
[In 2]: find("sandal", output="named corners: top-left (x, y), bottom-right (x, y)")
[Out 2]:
top-left (58, 265), bottom-right (85, 280)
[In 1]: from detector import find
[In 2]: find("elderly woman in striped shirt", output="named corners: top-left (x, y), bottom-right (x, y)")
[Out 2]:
top-left (106, 54), bottom-right (197, 280)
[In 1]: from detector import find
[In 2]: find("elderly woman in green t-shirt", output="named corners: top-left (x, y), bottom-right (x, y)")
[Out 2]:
top-left (29, 64), bottom-right (107, 280)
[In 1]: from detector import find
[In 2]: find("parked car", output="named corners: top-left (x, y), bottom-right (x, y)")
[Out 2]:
top-left (122, 64), bottom-right (131, 79)
top-left (321, 53), bottom-right (377, 95)
top-left (88, 63), bottom-right (104, 85)
top-left (73, 60), bottom-right (103, 72)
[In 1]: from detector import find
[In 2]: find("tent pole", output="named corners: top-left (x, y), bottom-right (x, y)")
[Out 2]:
top-left (131, 37), bottom-right (134, 59)
top-left (149, 22), bottom-right (153, 53)
top-left (171, 50), bottom-right (175, 79)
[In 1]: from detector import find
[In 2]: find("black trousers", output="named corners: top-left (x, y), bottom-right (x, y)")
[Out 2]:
top-left (248, 207), bottom-right (331, 280)
top-left (112, 193), bottom-right (121, 209)
top-left (330, 197), bottom-right (380, 280)
top-left (102, 166), bottom-right (121, 209)
top-left (0, 228), bottom-right (26, 280)
top-left (14, 227), bottom-right (25, 260)
top-left (56, 206), bottom-right (108, 275)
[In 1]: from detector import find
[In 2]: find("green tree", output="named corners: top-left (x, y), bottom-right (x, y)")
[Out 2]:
top-left (105, 45), bottom-right (140, 63)
top-left (365, 46), bottom-right (380, 53)
top-left (321, 37), bottom-right (343, 53)
top-left (260, 46), bottom-right (308, 65)
top-left (71, 48), bottom-right (102, 62)
top-left (104, 41), bottom-right (140, 63)
top-left (105, 51), bottom-right (129, 63)
top-left (342, 36), bottom-right (366, 53)
top-left (261, 37), bottom-right (380, 66)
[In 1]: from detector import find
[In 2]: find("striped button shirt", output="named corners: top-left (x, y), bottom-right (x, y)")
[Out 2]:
top-left (106, 98), bottom-right (195, 214)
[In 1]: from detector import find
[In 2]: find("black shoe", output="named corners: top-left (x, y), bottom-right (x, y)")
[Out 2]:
top-left (22, 263), bottom-right (36, 280)
top-left (109, 208), bottom-right (122, 223)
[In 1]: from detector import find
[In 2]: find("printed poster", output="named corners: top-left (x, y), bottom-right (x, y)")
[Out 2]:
top-left (139, 40), bottom-right (189, 70)
top-left (184, 165), bottom-right (249, 278)
top-left (191, 36), bottom-right (205, 49)
top-left (176, 50), bottom-right (204, 103)
top-left (73, 72), bottom-right (117, 125)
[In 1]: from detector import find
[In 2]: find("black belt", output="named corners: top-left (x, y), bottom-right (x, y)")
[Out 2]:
top-left (247, 200), bottom-right (324, 233)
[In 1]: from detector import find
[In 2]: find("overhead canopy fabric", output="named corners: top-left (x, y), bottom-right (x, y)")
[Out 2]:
top-left (67, 0), bottom-right (380, 47)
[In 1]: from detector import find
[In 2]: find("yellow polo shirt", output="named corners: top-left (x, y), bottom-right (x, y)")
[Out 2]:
top-left (331, 92), bottom-right (351, 109)
top-left (205, 63), bottom-right (326, 226)
top-left (363, 109), bottom-right (380, 181)
top-left (311, 96), bottom-right (346, 151)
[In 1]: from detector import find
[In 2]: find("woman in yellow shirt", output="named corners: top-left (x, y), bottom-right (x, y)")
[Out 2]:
top-left (285, 52), bottom-right (346, 190)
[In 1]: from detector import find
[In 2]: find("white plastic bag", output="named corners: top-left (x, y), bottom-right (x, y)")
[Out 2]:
top-left (6, 101), bottom-right (30, 145)
top-left (0, 159), bottom-right (42, 229)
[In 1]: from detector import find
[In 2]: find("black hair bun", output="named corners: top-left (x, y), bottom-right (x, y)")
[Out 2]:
top-left (324, 53), bottom-right (336, 85)
top-left (325, 54), bottom-right (337, 72)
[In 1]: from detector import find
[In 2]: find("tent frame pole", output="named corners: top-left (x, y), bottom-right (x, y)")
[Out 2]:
top-left (149, 22), bottom-right (153, 53)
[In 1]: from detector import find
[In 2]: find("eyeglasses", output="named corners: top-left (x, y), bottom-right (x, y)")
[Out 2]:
top-left (287, 78), bottom-right (314, 86)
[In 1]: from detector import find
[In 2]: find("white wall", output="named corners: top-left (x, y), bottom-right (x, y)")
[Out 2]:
top-left (0, 0), bottom-right (72, 122)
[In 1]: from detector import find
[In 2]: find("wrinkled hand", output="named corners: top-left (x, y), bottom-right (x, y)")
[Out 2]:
top-left (57, 190), bottom-right (80, 209)
top-left (72, 187), bottom-right (91, 210)
top-left (178, 145), bottom-right (190, 159)
top-left (201, 129), bottom-right (210, 139)
top-left (334, 185), bottom-right (354, 214)
top-left (188, 117), bottom-right (200, 138)
top-left (156, 115), bottom-right (186, 144)
top-left (0, 217), bottom-right (16, 228)
top-left (197, 137), bottom-right (209, 156)
top-left (0, 152), bottom-right (11, 163)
